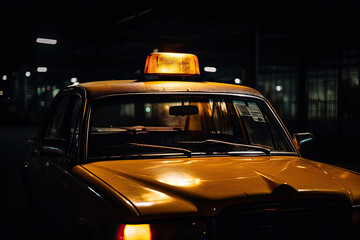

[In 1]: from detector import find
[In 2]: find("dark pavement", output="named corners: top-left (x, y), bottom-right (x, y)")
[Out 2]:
top-left (0, 125), bottom-right (38, 240)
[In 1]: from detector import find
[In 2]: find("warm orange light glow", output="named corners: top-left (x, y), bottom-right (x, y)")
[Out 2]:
top-left (144, 52), bottom-right (200, 76)
top-left (117, 224), bottom-right (152, 240)
top-left (157, 172), bottom-right (201, 187)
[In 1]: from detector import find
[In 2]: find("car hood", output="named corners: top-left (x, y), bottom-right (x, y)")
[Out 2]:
top-left (76, 156), bottom-right (360, 219)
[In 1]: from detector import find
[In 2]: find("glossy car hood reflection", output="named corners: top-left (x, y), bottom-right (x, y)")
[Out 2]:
top-left (77, 156), bottom-right (360, 219)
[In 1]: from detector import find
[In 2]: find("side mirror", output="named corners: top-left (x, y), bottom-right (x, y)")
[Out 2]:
top-left (292, 133), bottom-right (314, 151)
top-left (40, 138), bottom-right (66, 157)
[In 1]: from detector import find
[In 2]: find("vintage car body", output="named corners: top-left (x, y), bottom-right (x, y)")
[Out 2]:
top-left (24, 54), bottom-right (360, 240)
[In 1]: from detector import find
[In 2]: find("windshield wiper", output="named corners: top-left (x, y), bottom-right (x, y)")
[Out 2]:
top-left (179, 139), bottom-right (271, 156)
top-left (205, 139), bottom-right (271, 155)
top-left (93, 126), bottom-right (148, 134)
top-left (124, 143), bottom-right (192, 157)
top-left (93, 126), bottom-right (184, 134)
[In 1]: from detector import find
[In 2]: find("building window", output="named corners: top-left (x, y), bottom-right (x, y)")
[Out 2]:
top-left (258, 66), bottom-right (298, 121)
top-left (307, 68), bottom-right (338, 121)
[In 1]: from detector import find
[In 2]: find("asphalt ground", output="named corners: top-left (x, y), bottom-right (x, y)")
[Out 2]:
top-left (0, 125), bottom-right (41, 240)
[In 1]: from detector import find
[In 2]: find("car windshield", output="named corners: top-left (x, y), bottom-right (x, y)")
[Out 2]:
top-left (87, 94), bottom-right (296, 159)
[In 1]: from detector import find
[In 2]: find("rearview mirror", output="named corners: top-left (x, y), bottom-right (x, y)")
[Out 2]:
top-left (169, 105), bottom-right (199, 116)
top-left (293, 133), bottom-right (314, 151)
top-left (40, 138), bottom-right (66, 157)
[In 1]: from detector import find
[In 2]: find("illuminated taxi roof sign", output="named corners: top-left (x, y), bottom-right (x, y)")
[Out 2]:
top-left (144, 52), bottom-right (200, 76)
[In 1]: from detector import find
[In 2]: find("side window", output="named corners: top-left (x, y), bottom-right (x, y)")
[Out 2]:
top-left (67, 96), bottom-right (83, 159)
top-left (47, 96), bottom-right (70, 138)
top-left (45, 94), bottom-right (83, 161)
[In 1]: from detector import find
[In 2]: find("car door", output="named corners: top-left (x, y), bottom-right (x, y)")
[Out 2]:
top-left (26, 93), bottom-right (71, 211)
top-left (42, 93), bottom-right (84, 232)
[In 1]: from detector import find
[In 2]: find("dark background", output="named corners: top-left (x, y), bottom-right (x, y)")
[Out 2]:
top-left (0, 1), bottom-right (360, 239)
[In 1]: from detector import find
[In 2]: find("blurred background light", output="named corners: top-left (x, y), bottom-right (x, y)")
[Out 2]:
top-left (234, 78), bottom-right (241, 84)
top-left (36, 38), bottom-right (57, 45)
top-left (204, 66), bottom-right (217, 73)
top-left (37, 67), bottom-right (47, 73)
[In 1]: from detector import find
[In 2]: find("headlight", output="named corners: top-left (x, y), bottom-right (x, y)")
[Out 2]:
top-left (116, 220), bottom-right (207, 240)
top-left (353, 205), bottom-right (360, 237)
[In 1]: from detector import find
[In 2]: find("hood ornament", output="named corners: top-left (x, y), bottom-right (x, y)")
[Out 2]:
top-left (273, 184), bottom-right (297, 199)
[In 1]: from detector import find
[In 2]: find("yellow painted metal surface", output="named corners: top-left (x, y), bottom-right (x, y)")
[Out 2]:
top-left (76, 156), bottom-right (360, 218)
top-left (78, 80), bottom-right (263, 100)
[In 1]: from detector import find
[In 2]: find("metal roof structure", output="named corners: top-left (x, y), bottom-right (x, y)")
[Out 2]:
top-left (77, 80), bottom-right (263, 99)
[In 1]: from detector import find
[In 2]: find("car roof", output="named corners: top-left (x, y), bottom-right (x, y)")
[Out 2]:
top-left (76, 80), bottom-right (264, 100)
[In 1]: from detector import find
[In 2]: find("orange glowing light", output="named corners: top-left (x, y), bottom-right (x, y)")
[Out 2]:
top-left (144, 52), bottom-right (200, 76)
top-left (116, 224), bottom-right (152, 240)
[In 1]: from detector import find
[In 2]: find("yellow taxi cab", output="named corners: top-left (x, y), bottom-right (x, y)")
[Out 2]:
top-left (24, 52), bottom-right (360, 239)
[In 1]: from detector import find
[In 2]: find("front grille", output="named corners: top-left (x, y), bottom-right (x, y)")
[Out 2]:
top-left (218, 200), bottom-right (350, 240)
